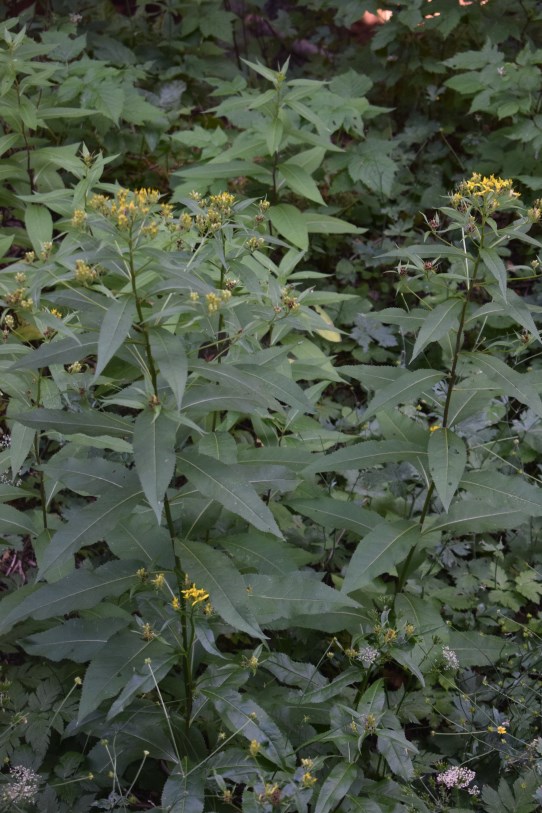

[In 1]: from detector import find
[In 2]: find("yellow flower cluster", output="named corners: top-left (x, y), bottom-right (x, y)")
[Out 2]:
top-left (301, 772), bottom-right (318, 788)
top-left (451, 173), bottom-right (520, 212)
top-left (181, 582), bottom-right (209, 606)
top-left (192, 191), bottom-right (236, 234)
top-left (5, 287), bottom-right (33, 310)
top-left (88, 187), bottom-right (161, 230)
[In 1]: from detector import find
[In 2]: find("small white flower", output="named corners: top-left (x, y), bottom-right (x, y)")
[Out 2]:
top-left (442, 646), bottom-right (459, 670)
top-left (437, 766), bottom-right (476, 790)
top-left (2, 765), bottom-right (41, 804)
top-left (356, 646), bottom-right (379, 667)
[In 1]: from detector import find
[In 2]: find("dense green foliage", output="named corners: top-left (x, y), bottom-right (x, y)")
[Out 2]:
top-left (1, 1), bottom-right (542, 811)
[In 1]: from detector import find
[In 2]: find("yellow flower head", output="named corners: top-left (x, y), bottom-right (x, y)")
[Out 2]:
top-left (181, 582), bottom-right (209, 606)
top-left (497, 725), bottom-right (507, 735)
top-left (301, 772), bottom-right (317, 788)
top-left (429, 424), bottom-right (442, 433)
top-left (249, 739), bottom-right (261, 757)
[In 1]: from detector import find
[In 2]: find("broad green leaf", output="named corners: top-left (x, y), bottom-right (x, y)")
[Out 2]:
top-left (425, 500), bottom-right (527, 534)
top-left (278, 163), bottom-right (324, 205)
top-left (107, 653), bottom-right (177, 720)
top-left (338, 364), bottom-right (402, 390)
top-left (178, 449), bottom-right (282, 537)
top-left (161, 770), bottom-right (205, 813)
top-left (268, 203), bottom-right (309, 250)
top-left (0, 504), bottom-right (36, 537)
top-left (150, 329), bottom-right (187, 411)
top-left (78, 630), bottom-right (169, 721)
top-left (38, 479), bottom-right (143, 580)
top-left (109, 515), bottom-right (173, 567)
top-left (411, 300), bottom-right (462, 361)
top-left (20, 617), bottom-right (129, 662)
top-left (237, 447), bottom-right (314, 470)
top-left (314, 763), bottom-right (359, 813)
top-left (428, 428), bottom-right (467, 512)
top-left (366, 307), bottom-right (425, 330)
top-left (222, 531), bottom-right (305, 575)
top-left (9, 420), bottom-right (35, 481)
top-left (267, 117), bottom-right (284, 155)
top-left (237, 364), bottom-right (315, 412)
top-left (246, 572), bottom-right (359, 627)
top-left (176, 538), bottom-right (265, 639)
top-left (206, 687), bottom-right (294, 769)
top-left (460, 470), bottom-right (542, 516)
top-left (377, 729), bottom-right (417, 780)
top-left (16, 408), bottom-right (133, 438)
top-left (480, 247), bottom-right (507, 298)
top-left (302, 212), bottom-right (365, 234)
top-left (0, 559), bottom-right (139, 635)
top-left (93, 297), bottom-right (136, 379)
top-left (43, 455), bottom-right (130, 497)
top-left (133, 410), bottom-right (176, 522)
top-left (24, 204), bottom-right (53, 254)
top-left (286, 497), bottom-right (380, 535)
top-left (462, 353), bottom-right (542, 417)
top-left (0, 233), bottom-right (14, 259)
top-left (447, 630), bottom-right (513, 667)
top-left (9, 334), bottom-right (98, 370)
top-left (303, 440), bottom-right (427, 475)
top-left (342, 521), bottom-right (421, 595)
top-left (363, 370), bottom-right (443, 420)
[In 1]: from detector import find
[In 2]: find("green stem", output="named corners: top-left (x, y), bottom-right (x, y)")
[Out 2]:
top-left (128, 230), bottom-right (193, 729)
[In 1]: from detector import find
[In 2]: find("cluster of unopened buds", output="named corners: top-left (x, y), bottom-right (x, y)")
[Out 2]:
top-left (88, 187), bottom-right (161, 230)
top-left (280, 287), bottom-right (300, 313)
top-left (75, 259), bottom-right (100, 285)
top-left (5, 286), bottom-right (33, 310)
top-left (205, 289), bottom-right (231, 314)
top-left (191, 191), bottom-right (237, 234)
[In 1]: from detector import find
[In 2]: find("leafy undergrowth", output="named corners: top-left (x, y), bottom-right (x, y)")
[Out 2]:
top-left (1, 4), bottom-right (542, 813)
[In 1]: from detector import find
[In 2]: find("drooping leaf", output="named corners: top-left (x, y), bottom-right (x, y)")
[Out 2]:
top-left (411, 300), bottom-right (462, 361)
top-left (0, 504), bottom-right (36, 537)
top-left (425, 500), bottom-right (527, 534)
top-left (428, 427), bottom-right (467, 512)
top-left (314, 762), bottom-right (360, 813)
top-left (460, 470), bottom-right (542, 516)
top-left (133, 409), bottom-right (176, 522)
top-left (20, 617), bottom-right (130, 662)
top-left (24, 203), bottom-right (53, 254)
top-left (93, 297), bottom-right (137, 379)
top-left (176, 538), bottom-right (265, 639)
top-left (161, 769), bottom-right (205, 813)
top-left (480, 247), bottom-right (508, 298)
top-left (150, 329), bottom-right (188, 411)
top-left (178, 449), bottom-right (282, 537)
top-left (38, 479), bottom-right (143, 579)
top-left (16, 408), bottom-right (133, 438)
top-left (0, 560), bottom-right (139, 635)
top-left (278, 163), bottom-right (325, 205)
top-left (462, 353), bottom-right (542, 417)
top-left (9, 334), bottom-right (98, 370)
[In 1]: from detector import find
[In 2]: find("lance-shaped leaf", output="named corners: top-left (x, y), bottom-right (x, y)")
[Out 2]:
top-left (0, 559), bottom-right (139, 635)
top-left (20, 617), bottom-right (130, 662)
top-left (24, 203), bottom-right (53, 254)
top-left (9, 334), bottom-right (98, 370)
top-left (303, 439), bottom-right (427, 475)
top-left (161, 769), bottom-right (205, 813)
top-left (286, 497), bottom-right (380, 535)
top-left (460, 470), bottom-right (542, 516)
top-left (462, 352), bottom-right (542, 417)
top-left (246, 572), bottom-right (359, 627)
top-left (150, 329), bottom-right (187, 411)
top-left (93, 297), bottom-right (137, 379)
top-left (480, 246), bottom-right (507, 298)
top-left (342, 521), bottom-right (421, 595)
top-left (178, 449), bottom-right (282, 537)
top-left (428, 427), bottom-right (467, 512)
top-left (16, 408), bottom-right (133, 438)
top-left (0, 504), bottom-right (36, 537)
top-left (363, 369), bottom-right (443, 420)
top-left (78, 631), bottom-right (170, 722)
top-left (411, 300), bottom-right (462, 361)
top-left (278, 163), bottom-right (325, 205)
top-left (314, 763), bottom-right (360, 813)
top-left (133, 410), bottom-right (176, 522)
top-left (424, 500), bottom-right (527, 534)
top-left (205, 688), bottom-right (295, 769)
top-left (176, 538), bottom-right (265, 639)
top-left (269, 203), bottom-right (309, 250)
top-left (38, 480), bottom-right (143, 580)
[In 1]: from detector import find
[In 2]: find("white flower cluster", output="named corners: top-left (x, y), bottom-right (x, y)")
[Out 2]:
top-left (356, 646), bottom-right (379, 667)
top-left (442, 646), bottom-right (459, 670)
top-left (436, 766), bottom-right (479, 796)
top-left (1, 765), bottom-right (41, 805)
